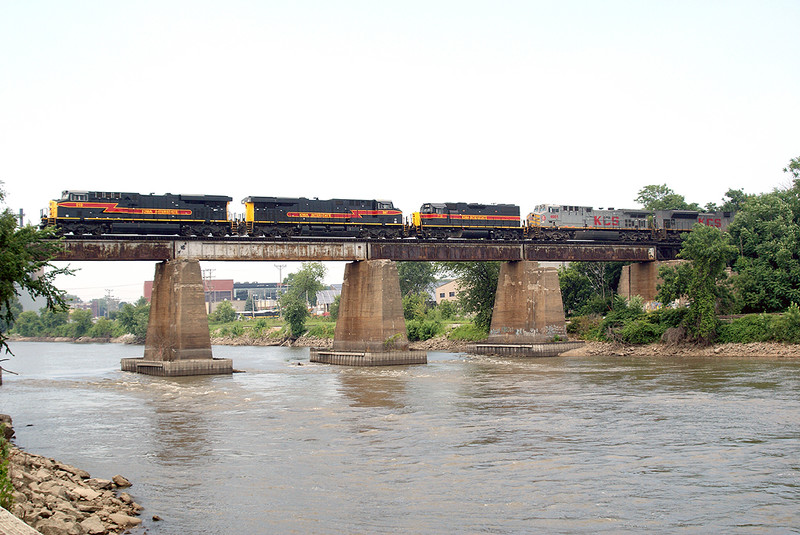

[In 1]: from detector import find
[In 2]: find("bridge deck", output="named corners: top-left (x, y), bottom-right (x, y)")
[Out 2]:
top-left (50, 237), bottom-right (666, 262)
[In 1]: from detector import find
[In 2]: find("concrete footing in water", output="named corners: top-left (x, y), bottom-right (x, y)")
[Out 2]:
top-left (470, 341), bottom-right (585, 357)
top-left (121, 357), bottom-right (234, 376)
top-left (310, 349), bottom-right (427, 366)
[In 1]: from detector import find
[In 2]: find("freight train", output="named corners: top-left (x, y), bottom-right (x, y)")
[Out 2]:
top-left (40, 190), bottom-right (734, 242)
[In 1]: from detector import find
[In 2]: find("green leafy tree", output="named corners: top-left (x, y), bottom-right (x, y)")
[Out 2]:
top-left (280, 263), bottom-right (326, 338)
top-left (674, 224), bottom-right (737, 343)
top-left (0, 181), bottom-right (73, 352)
top-left (402, 293), bottom-right (427, 320)
top-left (40, 308), bottom-right (69, 335)
top-left (437, 262), bottom-right (500, 331)
top-left (329, 294), bottom-right (340, 321)
top-left (69, 309), bottom-right (94, 337)
top-left (719, 188), bottom-right (752, 212)
top-left (0, 296), bottom-right (22, 333)
top-left (783, 156), bottom-right (800, 180)
top-left (209, 300), bottom-right (237, 323)
top-left (12, 311), bottom-right (42, 337)
top-left (244, 296), bottom-right (254, 312)
top-left (281, 295), bottom-right (308, 339)
top-left (397, 262), bottom-right (437, 297)
top-left (728, 184), bottom-right (800, 312)
top-left (635, 184), bottom-right (700, 211)
top-left (558, 262), bottom-right (624, 316)
top-left (116, 297), bottom-right (150, 341)
top-left (89, 317), bottom-right (116, 338)
top-left (284, 262), bottom-right (326, 306)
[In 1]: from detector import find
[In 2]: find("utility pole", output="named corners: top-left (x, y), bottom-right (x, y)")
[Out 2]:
top-left (275, 264), bottom-right (286, 311)
top-left (202, 268), bottom-right (216, 311)
top-left (17, 209), bottom-right (25, 227)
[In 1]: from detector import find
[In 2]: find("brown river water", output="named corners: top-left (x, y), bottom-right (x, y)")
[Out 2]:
top-left (1, 342), bottom-right (798, 534)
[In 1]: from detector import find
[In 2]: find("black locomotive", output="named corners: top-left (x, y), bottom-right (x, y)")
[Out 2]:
top-left (241, 196), bottom-right (404, 238)
top-left (42, 190), bottom-right (233, 236)
top-left (411, 202), bottom-right (522, 239)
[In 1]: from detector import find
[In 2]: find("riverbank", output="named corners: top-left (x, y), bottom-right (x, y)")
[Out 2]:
top-left (559, 340), bottom-right (800, 358)
top-left (9, 334), bottom-right (800, 358)
top-left (2, 418), bottom-right (144, 535)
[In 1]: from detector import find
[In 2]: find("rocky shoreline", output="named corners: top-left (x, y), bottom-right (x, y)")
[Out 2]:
top-left (9, 334), bottom-right (800, 358)
top-left (2, 418), bottom-right (145, 535)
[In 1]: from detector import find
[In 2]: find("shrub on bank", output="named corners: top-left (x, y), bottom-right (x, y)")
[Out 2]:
top-left (717, 305), bottom-right (800, 344)
top-left (406, 319), bottom-right (443, 342)
top-left (446, 323), bottom-right (488, 341)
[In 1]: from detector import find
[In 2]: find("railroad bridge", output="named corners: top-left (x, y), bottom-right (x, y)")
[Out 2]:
top-left (51, 237), bottom-right (675, 375)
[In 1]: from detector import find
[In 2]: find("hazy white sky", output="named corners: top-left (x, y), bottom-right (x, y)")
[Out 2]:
top-left (2, 1), bottom-right (799, 302)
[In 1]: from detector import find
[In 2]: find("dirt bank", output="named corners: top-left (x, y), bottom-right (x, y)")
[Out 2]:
top-left (559, 341), bottom-right (800, 358)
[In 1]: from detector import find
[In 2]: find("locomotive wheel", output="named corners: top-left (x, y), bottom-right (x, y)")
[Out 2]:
top-left (181, 226), bottom-right (193, 237)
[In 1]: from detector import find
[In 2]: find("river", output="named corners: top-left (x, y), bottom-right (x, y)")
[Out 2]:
top-left (1, 342), bottom-right (798, 534)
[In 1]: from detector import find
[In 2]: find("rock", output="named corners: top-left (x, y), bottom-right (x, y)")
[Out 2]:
top-left (0, 414), bottom-right (14, 439)
top-left (86, 478), bottom-right (113, 490)
top-left (72, 486), bottom-right (102, 501)
top-left (108, 512), bottom-right (142, 528)
top-left (152, 514), bottom-right (162, 521)
top-left (7, 445), bottom-right (141, 533)
top-left (55, 462), bottom-right (91, 479)
top-left (80, 515), bottom-right (107, 534)
top-left (36, 511), bottom-right (83, 535)
top-left (112, 474), bottom-right (132, 488)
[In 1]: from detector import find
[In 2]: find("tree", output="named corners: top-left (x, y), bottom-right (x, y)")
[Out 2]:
top-left (116, 297), bottom-right (150, 341)
top-left (783, 156), bottom-right (800, 181)
top-left (69, 309), bottom-right (94, 338)
top-left (12, 311), bottom-right (42, 337)
top-left (280, 263), bottom-right (326, 338)
top-left (635, 184), bottom-right (700, 211)
top-left (659, 224), bottom-right (737, 343)
top-left (557, 261), bottom-right (625, 316)
top-left (728, 188), bottom-right (800, 312)
top-left (284, 262), bottom-right (326, 306)
top-left (209, 300), bottom-right (237, 323)
top-left (281, 297), bottom-right (308, 339)
top-left (244, 296), bottom-right (254, 312)
top-left (437, 262), bottom-right (500, 331)
top-left (0, 181), bottom-right (73, 352)
top-left (0, 296), bottom-right (22, 333)
top-left (397, 262), bottom-right (437, 297)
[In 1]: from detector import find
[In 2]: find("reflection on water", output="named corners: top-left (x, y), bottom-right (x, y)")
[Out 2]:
top-left (1, 343), bottom-right (799, 534)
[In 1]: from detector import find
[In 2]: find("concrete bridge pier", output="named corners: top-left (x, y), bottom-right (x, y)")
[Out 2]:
top-left (473, 261), bottom-right (581, 357)
top-left (121, 259), bottom-right (233, 376)
top-left (617, 260), bottom-right (683, 301)
top-left (311, 260), bottom-right (427, 366)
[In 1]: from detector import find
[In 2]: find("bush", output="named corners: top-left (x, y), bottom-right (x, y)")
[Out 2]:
top-left (209, 301), bottom-right (237, 323)
top-left (447, 323), bottom-right (488, 341)
top-left (407, 319), bottom-right (442, 342)
top-left (646, 307), bottom-right (689, 329)
top-left (717, 314), bottom-right (772, 343)
top-left (619, 319), bottom-right (665, 345)
top-left (0, 426), bottom-right (12, 510)
top-left (597, 296), bottom-right (645, 341)
top-left (437, 300), bottom-right (458, 320)
top-left (88, 318), bottom-right (116, 338)
top-left (566, 314), bottom-right (603, 339)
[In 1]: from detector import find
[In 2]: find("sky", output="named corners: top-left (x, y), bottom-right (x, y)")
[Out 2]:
top-left (2, 1), bottom-right (799, 302)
